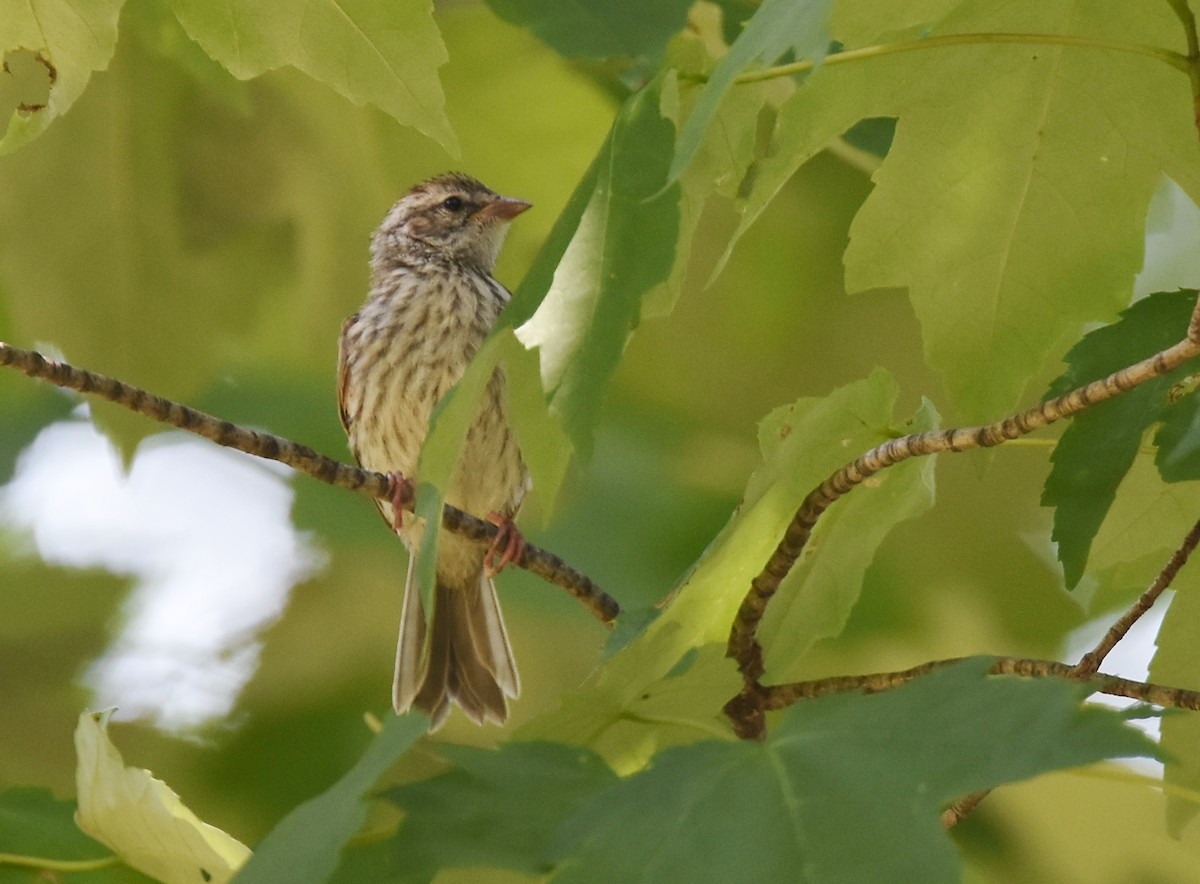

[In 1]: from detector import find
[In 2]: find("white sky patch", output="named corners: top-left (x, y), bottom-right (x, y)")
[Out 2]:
top-left (1135, 177), bottom-right (1200, 300)
top-left (0, 412), bottom-right (325, 731)
top-left (1062, 598), bottom-right (1170, 777)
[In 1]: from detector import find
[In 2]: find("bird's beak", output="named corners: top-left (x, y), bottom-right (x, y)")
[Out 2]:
top-left (478, 196), bottom-right (532, 222)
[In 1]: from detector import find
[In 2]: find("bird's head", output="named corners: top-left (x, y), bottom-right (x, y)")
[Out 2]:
top-left (372, 172), bottom-right (531, 274)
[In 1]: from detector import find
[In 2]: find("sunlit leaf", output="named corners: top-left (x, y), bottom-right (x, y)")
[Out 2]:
top-left (418, 333), bottom-right (570, 513)
top-left (0, 48), bottom-right (52, 143)
top-left (1042, 291), bottom-right (1198, 588)
top-left (516, 77), bottom-right (680, 457)
top-left (169, 0), bottom-right (458, 153)
top-left (760, 397), bottom-right (937, 678)
top-left (407, 332), bottom-right (508, 616)
top-left (75, 710), bottom-right (251, 884)
top-left (496, 333), bottom-right (574, 512)
top-left (832, 0), bottom-right (967, 43)
top-left (551, 659), bottom-right (1157, 884)
top-left (0, 0), bottom-right (123, 154)
top-left (235, 713), bottom-right (425, 884)
top-left (521, 369), bottom-right (934, 767)
top-left (730, 2), bottom-right (1200, 421)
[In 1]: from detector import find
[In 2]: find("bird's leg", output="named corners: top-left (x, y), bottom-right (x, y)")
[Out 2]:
top-left (484, 512), bottom-right (525, 576)
top-left (387, 472), bottom-right (416, 534)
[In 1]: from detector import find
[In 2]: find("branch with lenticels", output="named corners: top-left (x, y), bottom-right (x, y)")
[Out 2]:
top-left (0, 341), bottom-right (619, 626)
top-left (723, 296), bottom-right (1200, 744)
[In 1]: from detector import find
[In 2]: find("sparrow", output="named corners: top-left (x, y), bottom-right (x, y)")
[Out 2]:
top-left (337, 172), bottom-right (531, 727)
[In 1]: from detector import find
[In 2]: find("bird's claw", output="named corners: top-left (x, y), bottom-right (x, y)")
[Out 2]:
top-left (387, 472), bottom-right (415, 533)
top-left (484, 512), bottom-right (525, 577)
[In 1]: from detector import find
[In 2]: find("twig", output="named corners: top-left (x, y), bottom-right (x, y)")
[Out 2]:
top-left (724, 325), bottom-right (1200, 740)
top-left (0, 342), bottom-right (619, 625)
top-left (763, 653), bottom-right (1200, 830)
top-left (763, 656), bottom-right (1200, 713)
top-left (1075, 514), bottom-right (1200, 677)
top-left (939, 793), bottom-right (988, 830)
top-left (939, 512), bottom-right (1200, 825)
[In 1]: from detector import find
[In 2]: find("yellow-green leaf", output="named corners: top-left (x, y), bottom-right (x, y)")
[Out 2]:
top-left (169, 0), bottom-right (458, 153)
top-left (521, 369), bottom-right (936, 768)
top-left (74, 710), bottom-right (250, 884)
top-left (0, 0), bottom-right (123, 154)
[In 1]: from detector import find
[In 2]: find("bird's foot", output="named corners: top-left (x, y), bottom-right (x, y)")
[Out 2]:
top-left (386, 472), bottom-right (416, 533)
top-left (484, 512), bottom-right (525, 576)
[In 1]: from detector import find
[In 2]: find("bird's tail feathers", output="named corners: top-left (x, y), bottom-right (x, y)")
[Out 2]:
top-left (393, 557), bottom-right (519, 729)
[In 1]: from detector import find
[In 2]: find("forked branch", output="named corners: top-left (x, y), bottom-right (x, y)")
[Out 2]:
top-left (938, 513), bottom-right (1200, 826)
top-left (725, 295), bottom-right (1200, 741)
top-left (1075, 513), bottom-right (1200, 677)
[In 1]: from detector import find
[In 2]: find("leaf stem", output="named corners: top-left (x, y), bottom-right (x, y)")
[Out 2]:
top-left (1164, 0), bottom-right (1200, 141)
top-left (823, 136), bottom-right (882, 177)
top-left (0, 852), bottom-right (119, 872)
top-left (1166, 0), bottom-right (1200, 60)
top-left (730, 32), bottom-right (1190, 85)
top-left (620, 712), bottom-right (735, 742)
top-left (1081, 764), bottom-right (1200, 807)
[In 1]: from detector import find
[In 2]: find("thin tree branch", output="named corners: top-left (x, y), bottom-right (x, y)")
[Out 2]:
top-left (940, 793), bottom-right (988, 830)
top-left (940, 512), bottom-right (1200, 825)
top-left (763, 652), bottom-right (1200, 829)
top-left (1075, 513), bottom-right (1200, 677)
top-left (725, 303), bottom-right (1200, 741)
top-left (763, 655), bottom-right (1200, 713)
top-left (0, 342), bottom-right (619, 625)
top-left (767, 653), bottom-right (1200, 826)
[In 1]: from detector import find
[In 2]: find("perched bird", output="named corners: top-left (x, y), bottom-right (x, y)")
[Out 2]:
top-left (337, 172), bottom-right (532, 727)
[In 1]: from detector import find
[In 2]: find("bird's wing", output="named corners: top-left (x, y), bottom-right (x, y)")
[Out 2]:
top-left (336, 312), bottom-right (359, 435)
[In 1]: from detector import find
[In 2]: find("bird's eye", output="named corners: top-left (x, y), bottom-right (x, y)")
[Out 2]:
top-left (442, 196), bottom-right (464, 212)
